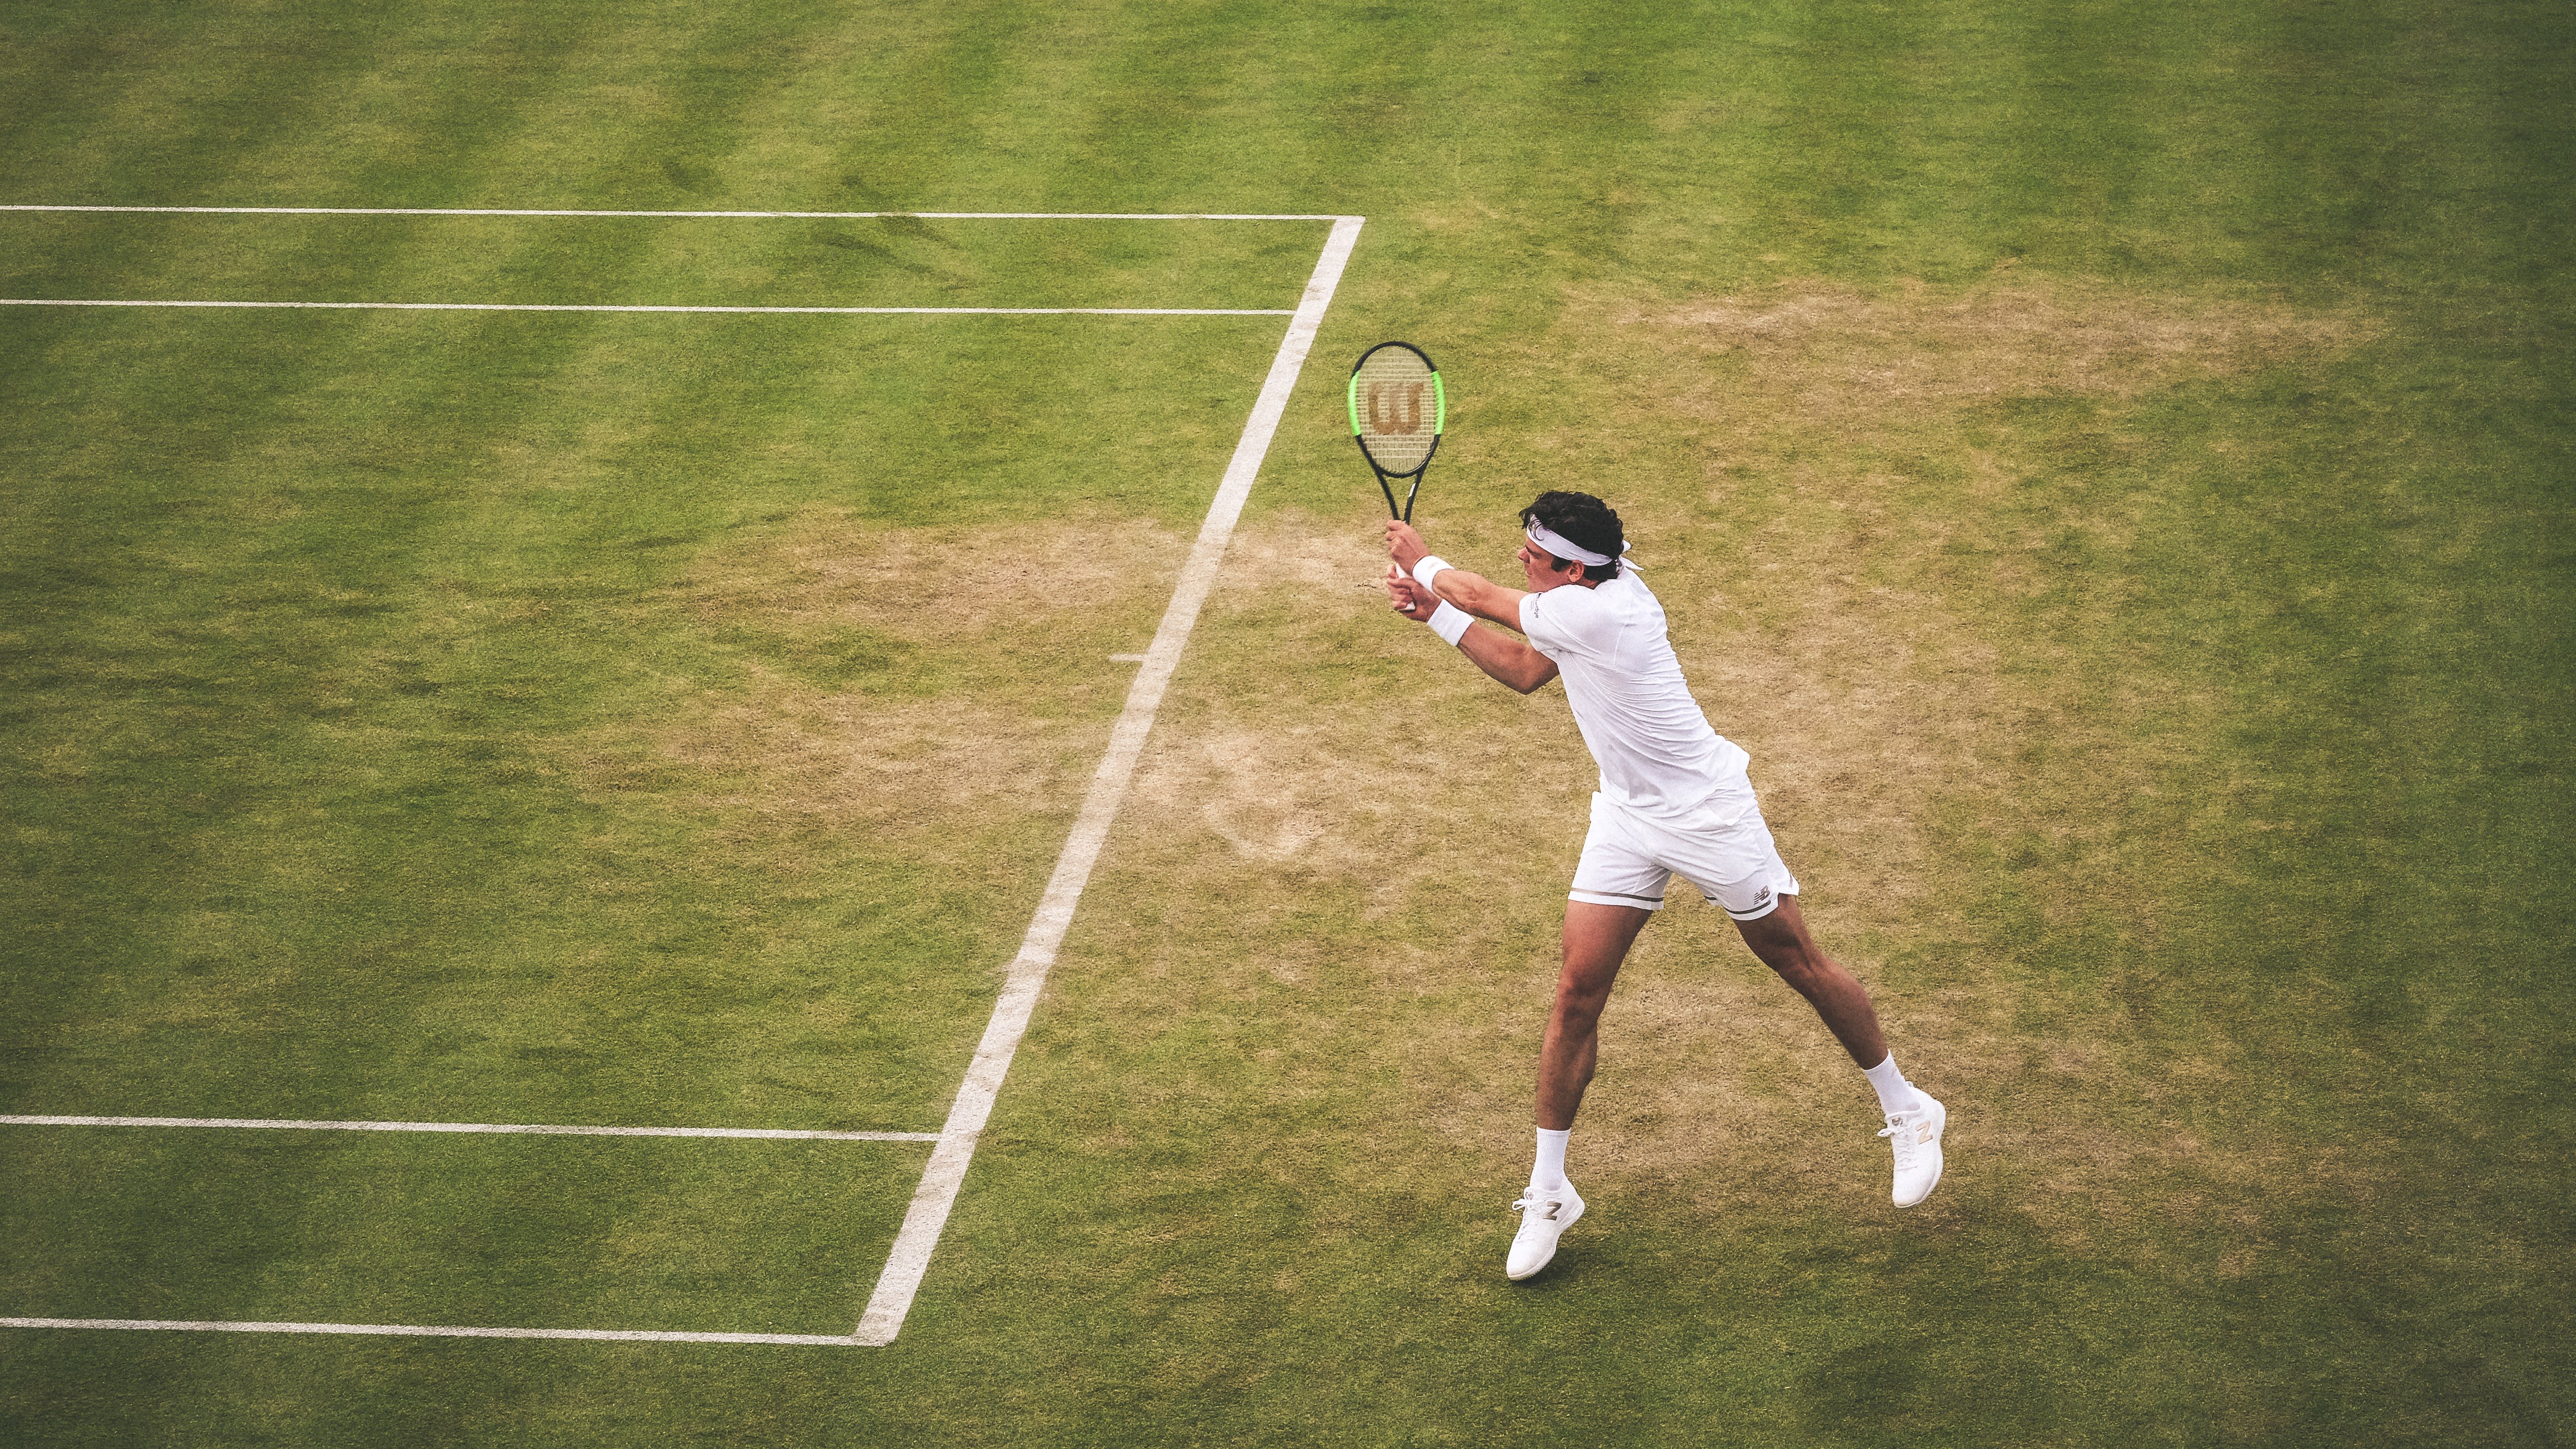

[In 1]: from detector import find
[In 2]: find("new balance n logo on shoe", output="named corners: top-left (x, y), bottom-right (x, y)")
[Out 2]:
top-left (1507, 1182), bottom-right (1586, 1281)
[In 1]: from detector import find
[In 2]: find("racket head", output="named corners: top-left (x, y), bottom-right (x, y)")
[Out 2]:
top-left (1347, 341), bottom-right (1445, 478)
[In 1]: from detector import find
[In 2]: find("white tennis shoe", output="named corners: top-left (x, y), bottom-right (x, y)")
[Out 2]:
top-left (1506, 1179), bottom-right (1585, 1281)
top-left (1879, 1094), bottom-right (1947, 1207)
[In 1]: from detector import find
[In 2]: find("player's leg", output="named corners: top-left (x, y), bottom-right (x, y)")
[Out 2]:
top-left (1673, 804), bottom-right (1949, 1207)
top-left (1509, 899), bottom-right (1648, 1282)
top-left (1536, 900), bottom-right (1655, 1130)
top-left (1730, 895), bottom-right (1884, 1068)
top-left (1667, 808), bottom-right (1888, 1066)
top-left (1510, 799), bottom-right (1663, 1281)
top-left (1732, 897), bottom-right (1946, 1206)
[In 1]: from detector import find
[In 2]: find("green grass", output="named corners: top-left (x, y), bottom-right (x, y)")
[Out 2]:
top-left (1, 305), bottom-right (1290, 1130)
top-left (3, 0), bottom-right (2570, 1444)
top-left (0, 210), bottom-right (1323, 309)
top-left (6, 1131), bottom-right (918, 1333)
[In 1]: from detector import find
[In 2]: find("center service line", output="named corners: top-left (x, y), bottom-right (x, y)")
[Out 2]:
top-left (848, 214), bottom-right (1365, 1347)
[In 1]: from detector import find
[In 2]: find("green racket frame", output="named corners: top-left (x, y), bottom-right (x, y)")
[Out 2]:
top-left (1347, 340), bottom-right (1446, 521)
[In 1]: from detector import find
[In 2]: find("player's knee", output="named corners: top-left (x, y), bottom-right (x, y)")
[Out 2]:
top-left (1551, 977), bottom-right (1613, 1023)
top-left (1762, 946), bottom-right (1829, 995)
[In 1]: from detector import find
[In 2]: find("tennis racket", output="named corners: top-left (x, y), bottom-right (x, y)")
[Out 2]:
top-left (1347, 341), bottom-right (1445, 521)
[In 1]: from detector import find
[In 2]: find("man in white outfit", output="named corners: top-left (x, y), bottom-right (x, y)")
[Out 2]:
top-left (1385, 490), bottom-right (1947, 1281)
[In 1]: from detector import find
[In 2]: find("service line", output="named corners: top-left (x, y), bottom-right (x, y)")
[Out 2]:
top-left (0, 205), bottom-right (1359, 220)
top-left (0, 300), bottom-right (1289, 316)
top-left (0, 1115), bottom-right (936, 1142)
top-left (0, 1317), bottom-right (859, 1346)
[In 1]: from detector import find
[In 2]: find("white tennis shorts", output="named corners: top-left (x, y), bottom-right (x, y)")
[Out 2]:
top-left (1569, 789), bottom-right (1800, 921)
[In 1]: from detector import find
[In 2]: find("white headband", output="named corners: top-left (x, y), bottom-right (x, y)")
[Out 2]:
top-left (1525, 522), bottom-right (1632, 571)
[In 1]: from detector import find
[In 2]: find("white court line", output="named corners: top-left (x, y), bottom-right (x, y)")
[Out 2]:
top-left (0, 205), bottom-right (1357, 221)
top-left (0, 1317), bottom-right (857, 1346)
top-left (0, 213), bottom-right (1367, 1350)
top-left (0, 1115), bottom-right (936, 1142)
top-left (849, 214), bottom-right (1363, 1346)
top-left (0, 300), bottom-right (1288, 316)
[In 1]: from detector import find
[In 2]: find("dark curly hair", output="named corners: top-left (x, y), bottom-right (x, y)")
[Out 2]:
top-left (1519, 490), bottom-right (1625, 583)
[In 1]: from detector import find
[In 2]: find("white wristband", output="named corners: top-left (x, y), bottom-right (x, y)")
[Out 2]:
top-left (1427, 601), bottom-right (1472, 646)
top-left (1411, 555), bottom-right (1452, 591)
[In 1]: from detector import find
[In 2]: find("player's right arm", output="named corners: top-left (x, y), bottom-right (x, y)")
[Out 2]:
top-left (1388, 567), bottom-right (1560, 694)
top-left (1385, 521), bottom-right (1528, 629)
top-left (1425, 565), bottom-right (1528, 630)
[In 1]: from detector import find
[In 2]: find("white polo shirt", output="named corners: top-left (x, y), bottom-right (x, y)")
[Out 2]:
top-left (1517, 571), bottom-right (1753, 823)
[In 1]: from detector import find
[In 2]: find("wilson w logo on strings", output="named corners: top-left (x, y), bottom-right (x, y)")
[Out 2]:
top-left (1366, 381), bottom-right (1427, 434)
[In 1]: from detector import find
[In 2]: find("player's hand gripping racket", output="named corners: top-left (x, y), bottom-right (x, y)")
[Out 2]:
top-left (1348, 341), bottom-right (1445, 521)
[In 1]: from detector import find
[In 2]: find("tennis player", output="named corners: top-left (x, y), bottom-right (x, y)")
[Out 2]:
top-left (1385, 491), bottom-right (1947, 1281)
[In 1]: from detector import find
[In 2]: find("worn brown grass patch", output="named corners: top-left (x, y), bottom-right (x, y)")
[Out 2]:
top-left (670, 504), bottom-right (1187, 643)
top-left (1615, 277), bottom-right (2367, 418)
top-left (1095, 277), bottom-right (2371, 1235)
top-left (1131, 521), bottom-right (1418, 872)
top-left (552, 507), bottom-right (1184, 881)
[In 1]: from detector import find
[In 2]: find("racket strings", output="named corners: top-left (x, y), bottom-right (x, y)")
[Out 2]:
top-left (1352, 350), bottom-right (1439, 470)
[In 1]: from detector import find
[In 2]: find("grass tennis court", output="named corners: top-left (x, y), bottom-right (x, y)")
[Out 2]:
top-left (3, 0), bottom-right (2569, 1443)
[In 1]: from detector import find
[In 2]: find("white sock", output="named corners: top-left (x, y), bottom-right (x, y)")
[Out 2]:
top-left (1862, 1053), bottom-right (1921, 1117)
top-left (1531, 1127), bottom-right (1570, 1190)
